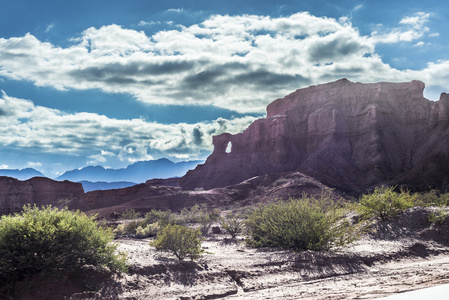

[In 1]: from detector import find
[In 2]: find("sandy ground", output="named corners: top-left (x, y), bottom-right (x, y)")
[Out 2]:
top-left (90, 207), bottom-right (449, 300)
top-left (13, 207), bottom-right (449, 300)
top-left (93, 235), bottom-right (448, 300)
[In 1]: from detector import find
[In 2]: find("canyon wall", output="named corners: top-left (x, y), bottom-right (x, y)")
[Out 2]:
top-left (0, 176), bottom-right (84, 215)
top-left (180, 79), bottom-right (449, 193)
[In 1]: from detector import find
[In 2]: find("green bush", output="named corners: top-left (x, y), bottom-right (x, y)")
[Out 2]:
top-left (114, 209), bottom-right (176, 238)
top-left (113, 220), bottom-right (142, 237)
top-left (135, 223), bottom-right (160, 239)
top-left (199, 210), bottom-right (220, 235)
top-left (144, 209), bottom-right (173, 226)
top-left (428, 209), bottom-right (449, 224)
top-left (0, 205), bottom-right (127, 284)
top-left (414, 190), bottom-right (449, 207)
top-left (150, 224), bottom-right (204, 261)
top-left (245, 196), bottom-right (362, 251)
top-left (121, 209), bottom-right (140, 220)
top-left (219, 212), bottom-right (244, 238)
top-left (180, 204), bottom-right (205, 223)
top-left (359, 186), bottom-right (415, 220)
top-left (179, 204), bottom-right (219, 235)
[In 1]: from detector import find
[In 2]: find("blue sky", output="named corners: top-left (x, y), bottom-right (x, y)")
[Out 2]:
top-left (0, 0), bottom-right (448, 177)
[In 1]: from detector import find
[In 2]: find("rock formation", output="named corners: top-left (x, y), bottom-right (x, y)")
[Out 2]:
top-left (180, 79), bottom-right (449, 193)
top-left (0, 176), bottom-right (84, 215)
top-left (73, 171), bottom-right (340, 218)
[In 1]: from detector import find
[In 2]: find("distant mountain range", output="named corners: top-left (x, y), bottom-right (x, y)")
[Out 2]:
top-left (56, 158), bottom-right (203, 183)
top-left (0, 168), bottom-right (45, 180)
top-left (0, 159), bottom-right (203, 191)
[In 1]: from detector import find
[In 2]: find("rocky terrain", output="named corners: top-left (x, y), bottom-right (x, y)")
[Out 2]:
top-left (72, 171), bottom-right (341, 218)
top-left (13, 207), bottom-right (449, 299)
top-left (181, 79), bottom-right (449, 193)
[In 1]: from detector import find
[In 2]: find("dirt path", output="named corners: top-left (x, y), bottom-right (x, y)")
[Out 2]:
top-left (88, 234), bottom-right (449, 300)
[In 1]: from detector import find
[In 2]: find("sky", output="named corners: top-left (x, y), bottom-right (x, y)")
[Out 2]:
top-left (0, 0), bottom-right (448, 177)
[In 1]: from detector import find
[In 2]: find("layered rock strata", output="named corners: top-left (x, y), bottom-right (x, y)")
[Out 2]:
top-left (0, 176), bottom-right (84, 215)
top-left (180, 79), bottom-right (449, 193)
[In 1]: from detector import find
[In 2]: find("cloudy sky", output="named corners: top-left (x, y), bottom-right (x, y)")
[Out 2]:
top-left (1, 0), bottom-right (448, 177)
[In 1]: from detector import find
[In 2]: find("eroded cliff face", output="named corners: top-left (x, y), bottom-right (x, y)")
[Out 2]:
top-left (0, 176), bottom-right (84, 215)
top-left (180, 79), bottom-right (449, 193)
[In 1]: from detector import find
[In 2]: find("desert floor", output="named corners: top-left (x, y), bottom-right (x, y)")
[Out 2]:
top-left (16, 207), bottom-right (449, 300)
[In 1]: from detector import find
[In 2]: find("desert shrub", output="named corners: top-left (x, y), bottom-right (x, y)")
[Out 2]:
top-left (428, 209), bottom-right (449, 224)
top-left (0, 205), bottom-right (127, 285)
top-left (113, 220), bottom-right (142, 237)
top-left (135, 223), bottom-right (160, 239)
top-left (144, 209), bottom-right (174, 226)
top-left (414, 190), bottom-right (449, 207)
top-left (180, 204), bottom-right (220, 235)
top-left (199, 209), bottom-right (220, 235)
top-left (219, 212), bottom-right (244, 238)
top-left (245, 196), bottom-right (362, 251)
top-left (114, 220), bottom-right (160, 238)
top-left (179, 204), bottom-right (203, 223)
top-left (359, 186), bottom-right (415, 220)
top-left (150, 224), bottom-right (204, 261)
top-left (121, 209), bottom-right (140, 220)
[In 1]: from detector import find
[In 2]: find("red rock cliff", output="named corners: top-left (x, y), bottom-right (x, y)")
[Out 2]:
top-left (180, 79), bottom-right (449, 192)
top-left (0, 176), bottom-right (84, 215)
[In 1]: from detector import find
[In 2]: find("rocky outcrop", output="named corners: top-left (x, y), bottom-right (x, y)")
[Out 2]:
top-left (0, 176), bottom-right (84, 215)
top-left (0, 169), bottom-right (338, 217)
top-left (180, 79), bottom-right (449, 193)
top-left (68, 171), bottom-right (340, 218)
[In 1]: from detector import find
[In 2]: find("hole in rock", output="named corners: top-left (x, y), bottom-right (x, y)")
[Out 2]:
top-left (225, 141), bottom-right (232, 153)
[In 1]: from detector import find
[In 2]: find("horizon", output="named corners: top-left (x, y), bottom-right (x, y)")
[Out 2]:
top-left (0, 157), bottom-right (204, 179)
top-left (1, 0), bottom-right (449, 177)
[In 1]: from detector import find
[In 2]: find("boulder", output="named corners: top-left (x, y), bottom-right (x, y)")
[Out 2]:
top-left (180, 79), bottom-right (449, 193)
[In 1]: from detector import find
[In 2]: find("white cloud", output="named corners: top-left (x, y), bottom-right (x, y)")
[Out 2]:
top-left (399, 12), bottom-right (430, 28)
top-left (414, 41), bottom-right (425, 47)
top-left (45, 23), bottom-right (55, 33)
top-left (369, 12), bottom-right (431, 44)
top-left (352, 4), bottom-right (364, 12)
top-left (101, 150), bottom-right (116, 157)
top-left (0, 11), bottom-right (446, 115)
top-left (138, 20), bottom-right (159, 26)
top-left (26, 162), bottom-right (42, 168)
top-left (0, 92), bottom-right (257, 166)
top-left (87, 154), bottom-right (107, 165)
top-left (0, 164), bottom-right (8, 169)
top-left (167, 8), bottom-right (184, 13)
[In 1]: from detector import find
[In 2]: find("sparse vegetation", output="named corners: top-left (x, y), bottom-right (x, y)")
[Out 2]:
top-left (114, 209), bottom-right (175, 238)
top-left (150, 224), bottom-right (204, 260)
top-left (180, 204), bottom-right (220, 235)
top-left (114, 220), bottom-right (141, 237)
top-left (0, 205), bottom-right (127, 287)
top-left (414, 190), bottom-right (449, 207)
top-left (245, 195), bottom-right (363, 251)
top-left (135, 223), bottom-right (160, 238)
top-left (144, 209), bottom-right (174, 226)
top-left (358, 186), bottom-right (415, 220)
top-left (428, 209), bottom-right (449, 225)
top-left (219, 212), bottom-right (244, 238)
top-left (121, 208), bottom-right (140, 220)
